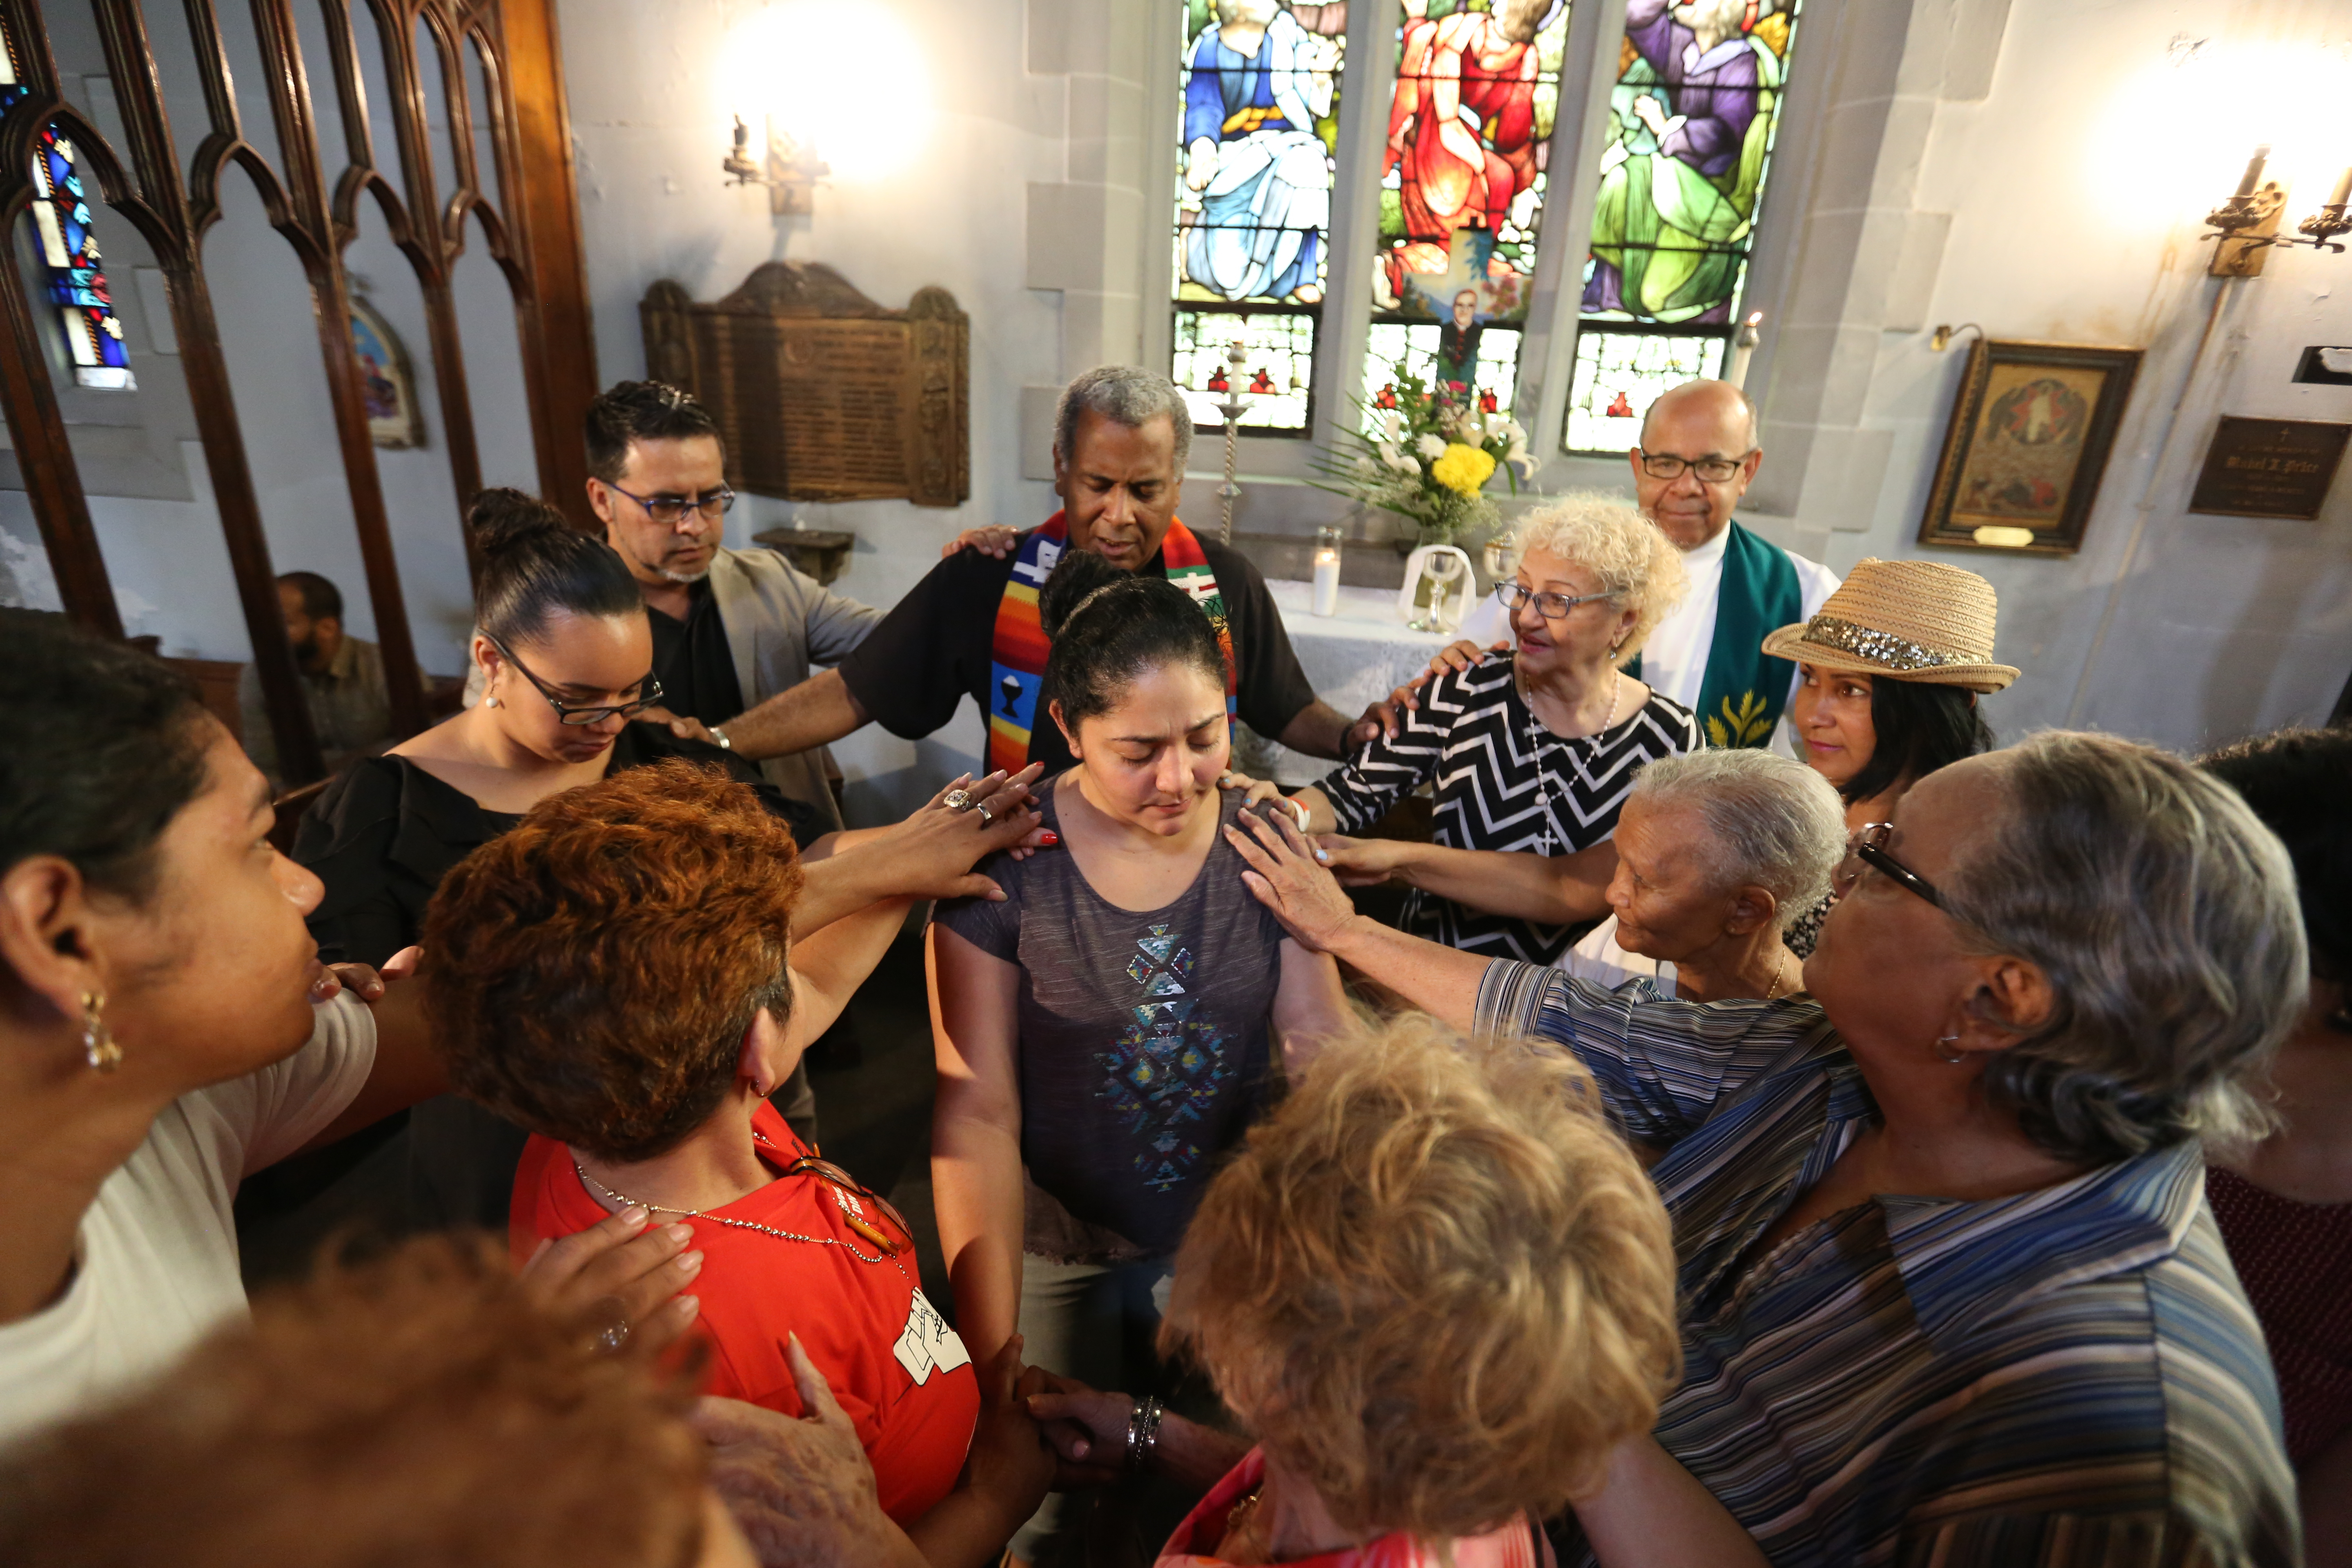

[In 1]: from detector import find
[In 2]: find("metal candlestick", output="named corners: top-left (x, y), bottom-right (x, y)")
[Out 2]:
top-left (1217, 339), bottom-right (1249, 546)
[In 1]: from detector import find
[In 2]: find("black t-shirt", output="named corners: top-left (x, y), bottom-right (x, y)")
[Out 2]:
top-left (837, 529), bottom-right (1319, 775)
top-left (647, 579), bottom-right (746, 727)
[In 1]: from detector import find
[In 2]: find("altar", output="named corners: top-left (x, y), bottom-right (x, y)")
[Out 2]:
top-left (1238, 578), bottom-right (1470, 786)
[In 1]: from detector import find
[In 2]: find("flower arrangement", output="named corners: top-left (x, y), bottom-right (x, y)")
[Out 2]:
top-left (1312, 362), bottom-right (1535, 547)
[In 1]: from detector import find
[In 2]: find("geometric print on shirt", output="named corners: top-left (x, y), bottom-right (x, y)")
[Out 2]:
top-left (1316, 654), bottom-right (1700, 965)
top-left (1095, 921), bottom-right (1235, 1195)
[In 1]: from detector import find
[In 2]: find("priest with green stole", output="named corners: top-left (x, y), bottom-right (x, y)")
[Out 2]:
top-left (1461, 378), bottom-right (1839, 749)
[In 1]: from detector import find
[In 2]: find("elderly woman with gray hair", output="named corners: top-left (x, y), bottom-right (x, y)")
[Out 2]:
top-left (1556, 748), bottom-right (1844, 1002)
top-left (1285, 493), bottom-right (1697, 966)
top-left (1227, 730), bottom-right (2305, 1566)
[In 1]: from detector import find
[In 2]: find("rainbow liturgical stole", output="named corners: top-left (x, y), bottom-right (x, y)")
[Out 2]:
top-left (987, 511), bottom-right (1238, 774)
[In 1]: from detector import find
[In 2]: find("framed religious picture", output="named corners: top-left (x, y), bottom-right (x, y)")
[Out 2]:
top-left (1916, 339), bottom-right (2142, 557)
top-left (349, 295), bottom-right (425, 450)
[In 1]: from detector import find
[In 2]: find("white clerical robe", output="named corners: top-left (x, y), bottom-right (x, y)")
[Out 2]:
top-left (1460, 523), bottom-right (1840, 754)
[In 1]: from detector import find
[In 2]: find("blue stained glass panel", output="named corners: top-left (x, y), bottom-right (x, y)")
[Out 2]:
top-left (2, 22), bottom-right (137, 391)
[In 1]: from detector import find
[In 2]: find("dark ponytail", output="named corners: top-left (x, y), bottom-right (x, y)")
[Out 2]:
top-left (467, 489), bottom-right (641, 646)
top-left (1038, 550), bottom-right (1225, 731)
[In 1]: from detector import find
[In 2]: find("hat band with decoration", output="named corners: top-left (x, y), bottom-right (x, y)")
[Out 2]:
top-left (1797, 615), bottom-right (1976, 673)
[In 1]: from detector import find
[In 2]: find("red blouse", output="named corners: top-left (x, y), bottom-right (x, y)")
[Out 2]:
top-left (511, 1103), bottom-right (980, 1521)
top-left (2207, 1164), bottom-right (2352, 1466)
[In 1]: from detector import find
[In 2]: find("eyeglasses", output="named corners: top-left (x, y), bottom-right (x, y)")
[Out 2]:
top-left (486, 634), bottom-right (664, 726)
top-left (607, 481), bottom-right (736, 527)
top-left (1495, 581), bottom-right (1619, 620)
top-left (1835, 822), bottom-right (1943, 908)
top-left (1638, 450), bottom-right (1755, 483)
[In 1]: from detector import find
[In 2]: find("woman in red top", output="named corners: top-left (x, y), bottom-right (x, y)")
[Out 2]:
top-left (422, 760), bottom-right (1053, 1567)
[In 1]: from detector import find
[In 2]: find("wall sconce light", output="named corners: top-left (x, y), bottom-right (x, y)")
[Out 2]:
top-left (2201, 145), bottom-right (2352, 275)
top-left (724, 115), bottom-right (830, 217)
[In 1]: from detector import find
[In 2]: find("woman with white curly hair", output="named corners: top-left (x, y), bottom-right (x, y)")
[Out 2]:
top-left (1284, 493), bottom-right (1696, 965)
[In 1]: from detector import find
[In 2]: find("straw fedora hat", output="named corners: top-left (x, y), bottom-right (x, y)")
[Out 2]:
top-left (1760, 558), bottom-right (2018, 693)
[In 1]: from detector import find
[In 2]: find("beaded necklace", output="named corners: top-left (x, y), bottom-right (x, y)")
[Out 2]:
top-left (1515, 669), bottom-right (1628, 856)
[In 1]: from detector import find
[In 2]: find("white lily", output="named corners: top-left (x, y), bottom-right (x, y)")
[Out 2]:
top-left (1379, 410), bottom-right (1407, 443)
top-left (1415, 433), bottom-right (1449, 459)
top-left (1377, 441), bottom-right (1421, 475)
top-left (1505, 439), bottom-right (1535, 481)
top-left (1496, 418), bottom-right (1528, 443)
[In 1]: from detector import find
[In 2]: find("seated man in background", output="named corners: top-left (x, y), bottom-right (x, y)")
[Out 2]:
top-left (684, 366), bottom-right (1379, 778)
top-left (236, 569), bottom-right (394, 786)
top-left (0, 1231), bottom-right (918, 1568)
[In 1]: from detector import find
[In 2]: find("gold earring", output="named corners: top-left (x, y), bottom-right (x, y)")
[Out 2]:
top-left (80, 991), bottom-right (121, 1072)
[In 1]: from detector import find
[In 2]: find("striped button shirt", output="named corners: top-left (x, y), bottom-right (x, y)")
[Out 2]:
top-left (1476, 964), bottom-right (2300, 1568)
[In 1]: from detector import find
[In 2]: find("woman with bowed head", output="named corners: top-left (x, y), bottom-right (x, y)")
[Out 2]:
top-left (929, 547), bottom-right (1351, 1559)
top-left (2199, 727), bottom-right (2352, 1568)
top-left (426, 761), bottom-right (1054, 1568)
top-left (1282, 494), bottom-right (1697, 965)
top-left (1225, 730), bottom-right (2306, 1566)
top-left (0, 612), bottom-right (695, 1450)
top-left (274, 488), bottom-right (1042, 1236)
top-left (1764, 557), bottom-right (2009, 957)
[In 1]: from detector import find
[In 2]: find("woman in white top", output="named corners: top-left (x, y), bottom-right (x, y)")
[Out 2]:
top-left (1557, 748), bottom-right (1844, 1002)
top-left (0, 610), bottom-right (1035, 1452)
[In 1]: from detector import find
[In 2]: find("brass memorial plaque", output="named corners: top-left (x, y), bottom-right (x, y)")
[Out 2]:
top-left (640, 263), bottom-right (968, 507)
top-left (2187, 416), bottom-right (2350, 520)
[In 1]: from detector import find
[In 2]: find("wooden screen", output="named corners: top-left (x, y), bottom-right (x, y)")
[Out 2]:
top-left (0, 0), bottom-right (593, 782)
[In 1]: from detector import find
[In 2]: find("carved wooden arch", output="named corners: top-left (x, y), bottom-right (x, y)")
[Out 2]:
top-left (0, 0), bottom-right (595, 782)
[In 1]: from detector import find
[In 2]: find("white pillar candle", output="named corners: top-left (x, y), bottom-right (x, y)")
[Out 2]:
top-left (1312, 549), bottom-right (1341, 616)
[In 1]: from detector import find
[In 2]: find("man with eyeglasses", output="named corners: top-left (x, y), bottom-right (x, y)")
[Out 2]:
top-left (1453, 378), bottom-right (1838, 751)
top-left (582, 380), bottom-right (881, 832)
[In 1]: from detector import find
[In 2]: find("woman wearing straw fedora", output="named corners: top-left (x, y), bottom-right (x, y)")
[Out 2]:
top-left (1770, 559), bottom-right (2016, 958)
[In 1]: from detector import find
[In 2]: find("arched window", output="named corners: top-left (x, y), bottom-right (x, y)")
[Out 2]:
top-left (1168, 0), bottom-right (1348, 437)
top-left (0, 28), bottom-right (136, 390)
top-left (1361, 0), bottom-right (1572, 422)
top-left (1561, 0), bottom-right (1799, 452)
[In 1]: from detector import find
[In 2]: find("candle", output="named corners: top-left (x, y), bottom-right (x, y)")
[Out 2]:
top-left (2234, 144), bottom-right (2271, 198)
top-left (2330, 165), bottom-right (2352, 209)
top-left (1312, 549), bottom-right (1341, 616)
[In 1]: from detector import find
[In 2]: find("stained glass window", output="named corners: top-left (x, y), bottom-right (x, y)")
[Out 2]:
top-left (1562, 0), bottom-right (1797, 452)
top-left (1170, 0), bottom-right (1345, 437)
top-left (1362, 0), bottom-right (1570, 423)
top-left (0, 29), bottom-right (136, 391)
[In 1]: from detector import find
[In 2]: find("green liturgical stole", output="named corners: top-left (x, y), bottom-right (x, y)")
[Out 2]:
top-left (1628, 521), bottom-right (1803, 748)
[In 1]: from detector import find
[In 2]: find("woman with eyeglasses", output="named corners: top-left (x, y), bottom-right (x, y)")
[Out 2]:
top-left (1280, 494), bottom-right (1697, 965)
top-left (274, 491), bottom-right (1043, 1235)
top-left (1227, 728), bottom-right (2305, 1566)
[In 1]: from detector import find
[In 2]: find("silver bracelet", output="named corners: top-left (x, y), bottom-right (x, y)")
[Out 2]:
top-left (1124, 1396), bottom-right (1165, 1474)
top-left (709, 727), bottom-right (733, 751)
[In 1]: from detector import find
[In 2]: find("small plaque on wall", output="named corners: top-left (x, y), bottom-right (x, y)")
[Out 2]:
top-left (2187, 416), bottom-right (2351, 520)
top-left (640, 263), bottom-right (969, 507)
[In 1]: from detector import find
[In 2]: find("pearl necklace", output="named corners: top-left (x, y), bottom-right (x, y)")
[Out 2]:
top-left (572, 1134), bottom-right (907, 1277)
top-left (1517, 669), bottom-right (1629, 856)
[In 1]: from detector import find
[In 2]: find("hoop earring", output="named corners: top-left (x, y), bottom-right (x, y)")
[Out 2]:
top-left (1932, 1033), bottom-right (1965, 1065)
top-left (80, 991), bottom-right (121, 1072)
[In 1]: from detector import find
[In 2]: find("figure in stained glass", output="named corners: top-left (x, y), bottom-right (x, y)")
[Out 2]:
top-left (1583, 0), bottom-right (1795, 324)
top-left (1380, 0), bottom-right (1563, 316)
top-left (1437, 287), bottom-right (1485, 390)
top-left (0, 24), bottom-right (136, 391)
top-left (1180, 0), bottom-right (1343, 304)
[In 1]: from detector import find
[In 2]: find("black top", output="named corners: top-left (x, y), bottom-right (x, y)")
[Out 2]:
top-left (838, 530), bottom-right (1320, 775)
top-left (294, 722), bottom-right (821, 966)
top-left (647, 578), bottom-right (746, 727)
top-left (932, 786), bottom-right (1286, 1257)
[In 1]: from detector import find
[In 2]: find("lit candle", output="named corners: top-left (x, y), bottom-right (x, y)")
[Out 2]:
top-left (2330, 165), bottom-right (2352, 209)
top-left (1312, 548), bottom-right (1341, 616)
top-left (2235, 144), bottom-right (2271, 198)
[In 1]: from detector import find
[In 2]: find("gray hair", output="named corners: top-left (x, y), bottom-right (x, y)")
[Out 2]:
top-left (1944, 731), bottom-right (2308, 1165)
top-left (1054, 365), bottom-right (1194, 476)
top-left (1629, 749), bottom-right (1844, 933)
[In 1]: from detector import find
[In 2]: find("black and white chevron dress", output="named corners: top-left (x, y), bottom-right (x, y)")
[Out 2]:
top-left (1316, 655), bottom-right (1700, 964)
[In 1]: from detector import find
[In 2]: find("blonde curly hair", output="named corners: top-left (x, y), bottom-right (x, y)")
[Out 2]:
top-left (1160, 1014), bottom-right (1680, 1542)
top-left (1510, 492), bottom-right (1688, 667)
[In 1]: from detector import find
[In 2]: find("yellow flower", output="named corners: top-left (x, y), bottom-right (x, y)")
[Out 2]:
top-left (1429, 442), bottom-right (1497, 498)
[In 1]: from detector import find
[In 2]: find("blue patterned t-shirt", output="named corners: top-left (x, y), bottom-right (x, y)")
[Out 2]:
top-left (933, 786), bottom-right (1285, 1258)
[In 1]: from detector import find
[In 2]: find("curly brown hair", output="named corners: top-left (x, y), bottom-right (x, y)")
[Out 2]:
top-left (0, 1234), bottom-right (708, 1568)
top-left (423, 759), bottom-right (805, 1163)
top-left (1160, 1016), bottom-right (1680, 1541)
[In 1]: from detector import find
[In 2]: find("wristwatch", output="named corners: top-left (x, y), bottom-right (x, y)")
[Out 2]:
top-left (709, 727), bottom-right (733, 750)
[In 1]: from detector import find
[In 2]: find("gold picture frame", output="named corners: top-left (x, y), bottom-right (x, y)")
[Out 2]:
top-left (1917, 338), bottom-right (2142, 557)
